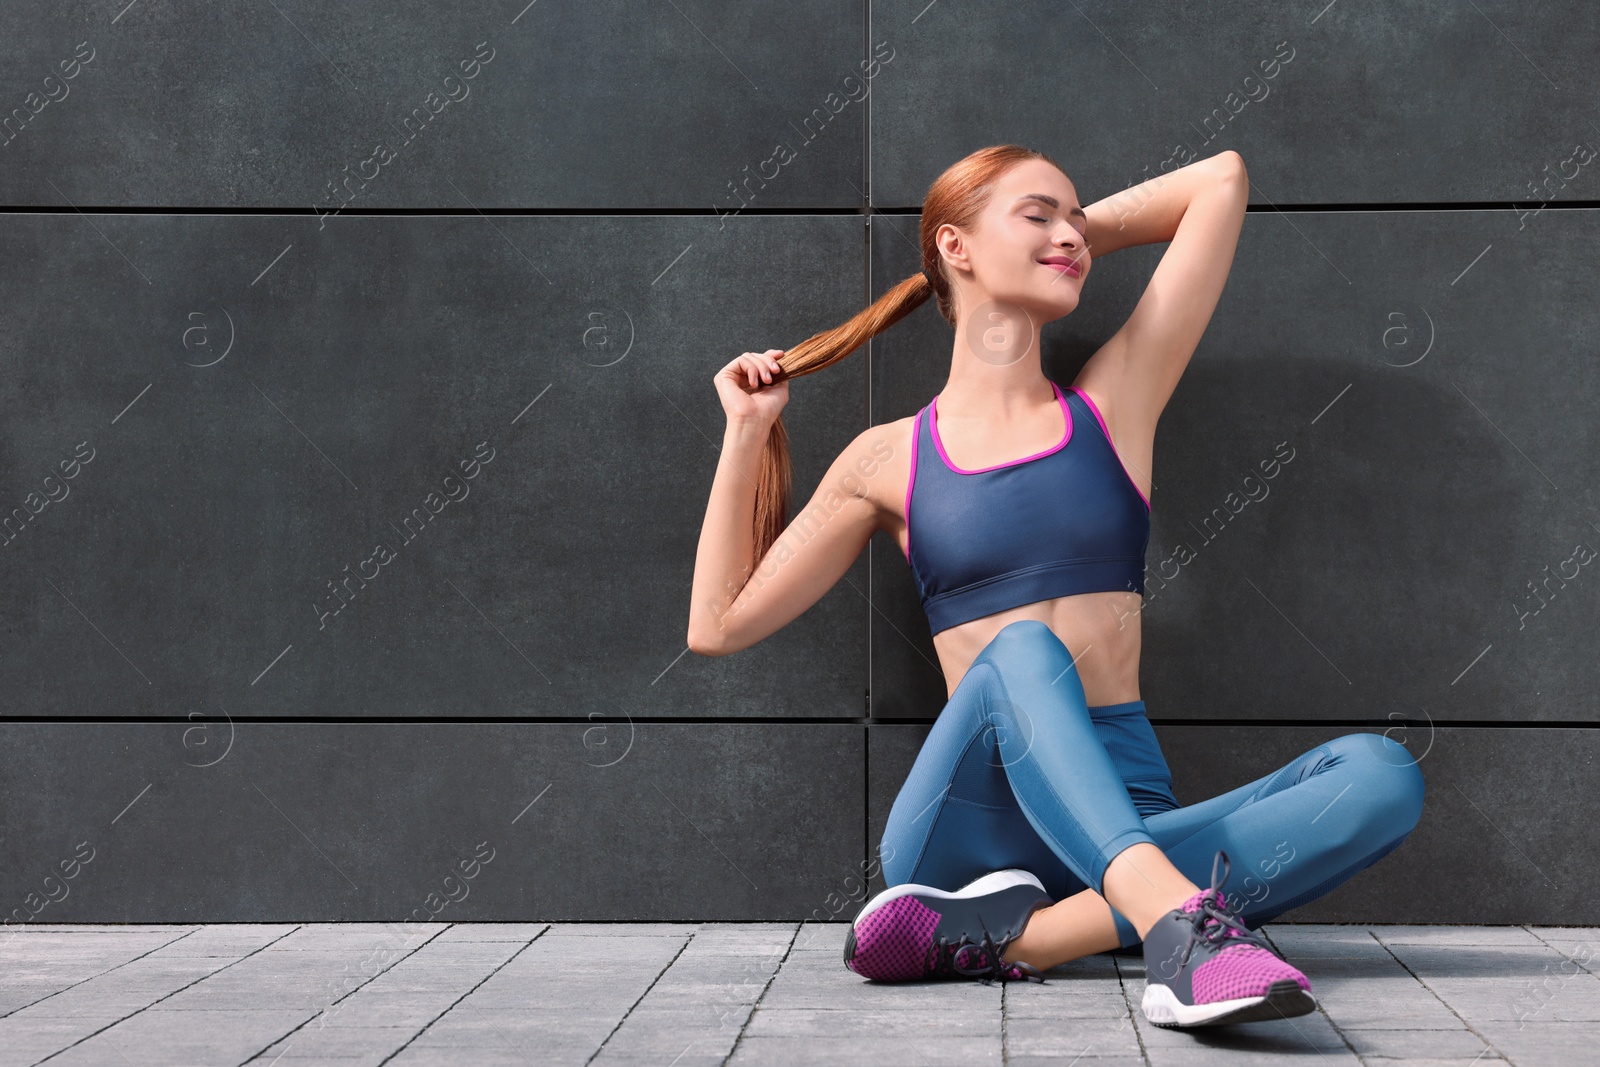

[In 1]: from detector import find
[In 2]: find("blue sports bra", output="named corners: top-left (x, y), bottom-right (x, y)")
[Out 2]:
top-left (904, 380), bottom-right (1152, 635)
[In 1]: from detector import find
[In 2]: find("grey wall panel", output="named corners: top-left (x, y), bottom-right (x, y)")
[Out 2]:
top-left (867, 538), bottom-right (949, 720)
top-left (0, 213), bottom-right (868, 719)
top-left (0, 722), bottom-right (863, 922)
top-left (0, 1), bottom-right (869, 209)
top-left (1155, 724), bottom-right (1599, 925)
top-left (863, 721), bottom-right (925, 905)
top-left (865, 723), bottom-right (1600, 925)
top-left (871, 0), bottom-right (1597, 206)
top-left (870, 210), bottom-right (1600, 722)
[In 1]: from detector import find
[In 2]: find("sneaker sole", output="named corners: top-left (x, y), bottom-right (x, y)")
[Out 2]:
top-left (843, 870), bottom-right (1047, 981)
top-left (1141, 978), bottom-right (1316, 1028)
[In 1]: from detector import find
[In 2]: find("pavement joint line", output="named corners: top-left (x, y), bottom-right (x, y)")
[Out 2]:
top-left (1521, 922), bottom-right (1600, 978)
top-left (378, 927), bottom-right (549, 1067)
top-left (1262, 925), bottom-right (1368, 1065)
top-left (0, 925), bottom-right (204, 1021)
top-left (240, 921), bottom-right (458, 1064)
top-left (1367, 928), bottom-right (1511, 1067)
top-left (31, 924), bottom-right (301, 1065)
top-left (583, 928), bottom-right (697, 1066)
top-left (1110, 951), bottom-right (1153, 1067)
top-left (1000, 977), bottom-right (1008, 1066)
top-left (725, 922), bottom-right (802, 1065)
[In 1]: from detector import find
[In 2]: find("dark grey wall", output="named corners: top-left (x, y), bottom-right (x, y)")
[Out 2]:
top-left (0, 2), bottom-right (1594, 923)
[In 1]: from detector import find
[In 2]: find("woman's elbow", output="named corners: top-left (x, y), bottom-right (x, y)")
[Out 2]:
top-left (1214, 149), bottom-right (1247, 183)
top-left (687, 627), bottom-right (725, 657)
top-left (688, 617), bottom-right (741, 657)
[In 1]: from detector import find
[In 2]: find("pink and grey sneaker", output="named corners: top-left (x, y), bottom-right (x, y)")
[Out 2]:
top-left (843, 869), bottom-right (1053, 984)
top-left (1139, 851), bottom-right (1315, 1027)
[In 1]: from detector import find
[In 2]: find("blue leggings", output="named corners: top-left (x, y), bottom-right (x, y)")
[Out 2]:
top-left (880, 620), bottom-right (1426, 949)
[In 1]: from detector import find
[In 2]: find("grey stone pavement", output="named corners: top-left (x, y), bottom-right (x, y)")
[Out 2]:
top-left (0, 922), bottom-right (1595, 1066)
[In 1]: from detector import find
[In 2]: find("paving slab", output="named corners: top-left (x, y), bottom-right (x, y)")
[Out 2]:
top-left (11, 954), bottom-right (239, 1016)
top-left (1004, 1015), bottom-right (1140, 1057)
top-left (0, 1012), bottom-right (131, 1067)
top-left (1469, 1019), bottom-right (1600, 1063)
top-left (1261, 925), bottom-right (1394, 958)
top-left (1008, 1058), bottom-right (1146, 1066)
top-left (729, 1034), bottom-right (1003, 1066)
top-left (145, 924), bottom-right (303, 957)
top-left (271, 923), bottom-right (449, 951)
top-left (540, 923), bottom-right (699, 937)
top-left (742, 1006), bottom-right (1002, 1039)
top-left (428, 922), bottom-right (549, 943)
top-left (1340, 1027), bottom-right (1497, 1058)
top-left (1381, 942), bottom-right (1576, 978)
top-left (1327, 1060), bottom-right (1509, 1066)
top-left (1371, 925), bottom-right (1549, 946)
top-left (240, 1024), bottom-right (413, 1062)
top-left (1002, 991), bottom-right (1133, 1021)
top-left (0, 925), bottom-right (199, 935)
top-left (387, 1049), bottom-right (573, 1067)
top-left (39, 1008), bottom-right (311, 1067)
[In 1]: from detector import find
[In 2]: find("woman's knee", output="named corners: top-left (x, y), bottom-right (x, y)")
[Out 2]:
top-left (967, 624), bottom-right (1092, 734)
top-left (1327, 732), bottom-right (1426, 840)
top-left (987, 618), bottom-right (1062, 653)
top-left (973, 619), bottom-right (1078, 682)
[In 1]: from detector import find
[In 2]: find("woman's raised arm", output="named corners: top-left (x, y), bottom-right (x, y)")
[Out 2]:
top-left (1077, 150), bottom-right (1250, 437)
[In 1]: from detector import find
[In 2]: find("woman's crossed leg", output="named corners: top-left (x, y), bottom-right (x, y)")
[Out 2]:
top-left (863, 619), bottom-right (1424, 1022)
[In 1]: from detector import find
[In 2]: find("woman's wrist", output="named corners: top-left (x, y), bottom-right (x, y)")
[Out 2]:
top-left (1085, 151), bottom-right (1243, 258)
top-left (1082, 202), bottom-right (1122, 260)
top-left (723, 416), bottom-right (775, 446)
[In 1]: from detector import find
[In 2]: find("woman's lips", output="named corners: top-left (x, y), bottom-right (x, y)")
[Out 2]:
top-left (1042, 261), bottom-right (1081, 278)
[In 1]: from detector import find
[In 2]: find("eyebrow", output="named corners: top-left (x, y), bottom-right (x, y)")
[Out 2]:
top-left (1015, 193), bottom-right (1086, 218)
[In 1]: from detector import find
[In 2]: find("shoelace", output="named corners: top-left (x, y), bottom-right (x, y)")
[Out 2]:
top-left (927, 928), bottom-right (1045, 985)
top-left (1176, 851), bottom-right (1282, 969)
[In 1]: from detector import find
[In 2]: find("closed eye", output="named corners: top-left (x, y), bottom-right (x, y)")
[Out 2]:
top-left (1026, 215), bottom-right (1049, 224)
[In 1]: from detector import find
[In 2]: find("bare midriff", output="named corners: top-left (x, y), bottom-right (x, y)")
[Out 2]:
top-left (925, 592), bottom-right (1143, 704)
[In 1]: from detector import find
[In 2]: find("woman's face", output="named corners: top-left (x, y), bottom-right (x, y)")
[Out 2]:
top-left (942, 159), bottom-right (1090, 326)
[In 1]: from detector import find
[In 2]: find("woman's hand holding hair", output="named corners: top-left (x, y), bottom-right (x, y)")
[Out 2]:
top-left (714, 348), bottom-right (789, 426)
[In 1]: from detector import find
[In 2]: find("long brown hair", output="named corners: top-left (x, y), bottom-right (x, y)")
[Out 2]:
top-left (749, 143), bottom-right (1067, 563)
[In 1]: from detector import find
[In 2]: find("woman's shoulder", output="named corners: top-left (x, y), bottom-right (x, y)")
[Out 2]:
top-left (859, 411), bottom-right (919, 469)
top-left (836, 412), bottom-right (920, 517)
top-left (811, 413), bottom-right (916, 516)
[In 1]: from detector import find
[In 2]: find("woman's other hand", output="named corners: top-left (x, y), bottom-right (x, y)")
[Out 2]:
top-left (714, 349), bottom-right (789, 424)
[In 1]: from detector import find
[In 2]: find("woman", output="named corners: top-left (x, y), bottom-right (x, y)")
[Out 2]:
top-left (686, 145), bottom-right (1424, 1029)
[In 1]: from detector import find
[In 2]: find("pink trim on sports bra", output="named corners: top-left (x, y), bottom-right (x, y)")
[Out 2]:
top-left (1069, 385), bottom-right (1152, 511)
top-left (930, 380), bottom-right (1072, 475)
top-left (903, 408), bottom-right (920, 562)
